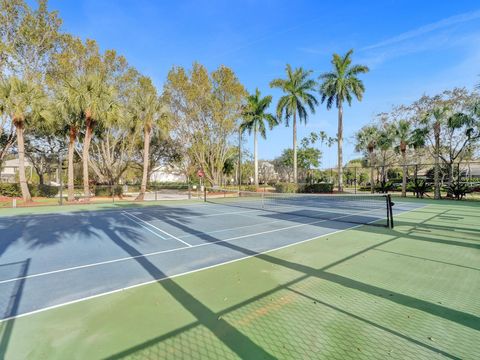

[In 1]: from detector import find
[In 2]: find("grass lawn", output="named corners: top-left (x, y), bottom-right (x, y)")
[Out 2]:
top-left (0, 199), bottom-right (479, 359)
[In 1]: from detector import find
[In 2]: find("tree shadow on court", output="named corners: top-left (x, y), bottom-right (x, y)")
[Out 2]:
top-left (104, 208), bottom-right (477, 359)
top-left (100, 219), bottom-right (276, 359)
top-left (1, 202), bottom-right (478, 358)
top-left (0, 259), bottom-right (29, 358)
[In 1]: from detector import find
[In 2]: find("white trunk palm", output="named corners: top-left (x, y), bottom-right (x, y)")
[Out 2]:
top-left (320, 50), bottom-right (369, 192)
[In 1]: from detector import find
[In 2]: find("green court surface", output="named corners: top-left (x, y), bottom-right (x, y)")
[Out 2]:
top-left (1, 199), bottom-right (479, 359)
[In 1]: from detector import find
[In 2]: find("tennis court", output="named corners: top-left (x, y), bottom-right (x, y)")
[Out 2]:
top-left (0, 195), bottom-right (479, 359)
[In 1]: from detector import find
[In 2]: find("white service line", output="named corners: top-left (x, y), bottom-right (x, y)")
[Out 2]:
top-left (0, 206), bottom-right (383, 285)
top-left (122, 211), bottom-right (193, 247)
top-left (121, 212), bottom-right (166, 239)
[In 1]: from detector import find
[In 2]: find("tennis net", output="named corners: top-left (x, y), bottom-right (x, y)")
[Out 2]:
top-left (205, 188), bottom-right (394, 228)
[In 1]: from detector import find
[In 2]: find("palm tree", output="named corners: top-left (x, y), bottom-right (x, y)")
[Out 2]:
top-left (355, 125), bottom-right (378, 193)
top-left (395, 120), bottom-right (411, 197)
top-left (129, 76), bottom-right (162, 201)
top-left (270, 65), bottom-right (318, 184)
top-left (0, 76), bottom-right (45, 202)
top-left (240, 88), bottom-right (278, 187)
top-left (319, 49), bottom-right (369, 192)
top-left (70, 73), bottom-right (114, 199)
top-left (53, 88), bottom-right (83, 202)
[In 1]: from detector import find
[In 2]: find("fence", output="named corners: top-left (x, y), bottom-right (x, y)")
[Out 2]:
top-left (0, 182), bottom-right (203, 209)
top-left (319, 160), bottom-right (480, 199)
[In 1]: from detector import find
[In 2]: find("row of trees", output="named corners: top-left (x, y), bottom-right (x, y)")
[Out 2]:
top-left (0, 0), bottom-right (370, 203)
top-left (241, 53), bottom-right (369, 189)
top-left (355, 88), bottom-right (480, 197)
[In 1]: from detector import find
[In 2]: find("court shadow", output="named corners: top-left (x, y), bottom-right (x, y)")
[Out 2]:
top-left (107, 211), bottom-right (468, 359)
top-left (0, 259), bottom-right (30, 358)
top-left (100, 224), bottom-right (276, 360)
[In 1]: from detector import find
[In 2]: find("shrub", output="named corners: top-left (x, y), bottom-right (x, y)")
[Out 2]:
top-left (444, 181), bottom-right (472, 200)
top-left (0, 183), bottom-right (22, 197)
top-left (240, 185), bottom-right (258, 192)
top-left (94, 185), bottom-right (123, 197)
top-left (407, 179), bottom-right (432, 198)
top-left (32, 184), bottom-right (59, 198)
top-left (375, 181), bottom-right (395, 193)
top-left (148, 182), bottom-right (189, 190)
top-left (301, 183), bottom-right (333, 193)
top-left (274, 183), bottom-right (298, 193)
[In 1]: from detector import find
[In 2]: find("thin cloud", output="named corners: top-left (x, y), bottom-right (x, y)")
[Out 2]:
top-left (362, 9), bottom-right (480, 51)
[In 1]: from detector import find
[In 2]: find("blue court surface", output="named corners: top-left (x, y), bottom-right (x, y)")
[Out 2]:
top-left (0, 198), bottom-right (421, 321)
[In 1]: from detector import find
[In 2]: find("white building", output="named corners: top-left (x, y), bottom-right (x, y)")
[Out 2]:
top-left (149, 165), bottom-right (186, 183)
top-left (0, 158), bottom-right (33, 183)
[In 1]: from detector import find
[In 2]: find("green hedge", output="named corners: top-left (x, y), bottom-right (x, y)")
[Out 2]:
top-left (274, 183), bottom-right (298, 193)
top-left (0, 183), bottom-right (59, 198)
top-left (0, 183), bottom-right (21, 197)
top-left (30, 184), bottom-right (59, 198)
top-left (94, 185), bottom-right (123, 197)
top-left (301, 183), bottom-right (334, 193)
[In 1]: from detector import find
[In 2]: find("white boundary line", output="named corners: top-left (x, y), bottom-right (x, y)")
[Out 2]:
top-left (0, 207), bottom-right (382, 285)
top-left (122, 211), bottom-right (192, 247)
top-left (0, 206), bottom-right (424, 323)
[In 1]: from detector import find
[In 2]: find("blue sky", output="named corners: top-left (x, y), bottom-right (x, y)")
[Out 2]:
top-left (47, 0), bottom-right (480, 167)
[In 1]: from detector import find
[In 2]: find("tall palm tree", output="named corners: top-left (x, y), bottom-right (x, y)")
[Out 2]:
top-left (70, 73), bottom-right (114, 199)
top-left (129, 76), bottom-right (162, 201)
top-left (240, 88), bottom-right (278, 187)
top-left (53, 88), bottom-right (83, 202)
top-left (319, 49), bottom-right (369, 192)
top-left (0, 76), bottom-right (45, 202)
top-left (395, 120), bottom-right (411, 197)
top-left (355, 125), bottom-right (378, 193)
top-left (270, 65), bottom-right (318, 184)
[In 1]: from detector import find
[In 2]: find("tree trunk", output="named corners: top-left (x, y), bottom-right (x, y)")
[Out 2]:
top-left (254, 124), bottom-right (258, 187)
top-left (369, 150), bottom-right (375, 194)
top-left (15, 120), bottom-right (32, 202)
top-left (83, 113), bottom-right (93, 200)
top-left (293, 112), bottom-right (297, 184)
top-left (433, 122), bottom-right (441, 199)
top-left (401, 151), bottom-right (407, 197)
top-left (136, 125), bottom-right (151, 201)
top-left (337, 103), bottom-right (343, 192)
top-left (67, 126), bottom-right (76, 202)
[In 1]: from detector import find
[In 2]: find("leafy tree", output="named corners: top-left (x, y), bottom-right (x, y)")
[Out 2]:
top-left (0, 76), bottom-right (46, 201)
top-left (270, 64), bottom-right (318, 184)
top-left (0, 107), bottom-right (15, 167)
top-left (53, 39), bottom-right (126, 198)
top-left (0, 0), bottom-right (62, 81)
top-left (355, 125), bottom-right (378, 193)
top-left (25, 128), bottom-right (64, 185)
top-left (240, 88), bottom-right (278, 187)
top-left (319, 49), bottom-right (369, 191)
top-left (394, 119), bottom-right (411, 197)
top-left (164, 63), bottom-right (246, 186)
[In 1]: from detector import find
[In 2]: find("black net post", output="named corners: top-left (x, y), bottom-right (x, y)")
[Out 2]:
top-left (387, 194), bottom-right (394, 228)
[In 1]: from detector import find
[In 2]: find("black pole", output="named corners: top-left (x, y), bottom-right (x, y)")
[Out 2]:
top-left (387, 194), bottom-right (394, 229)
